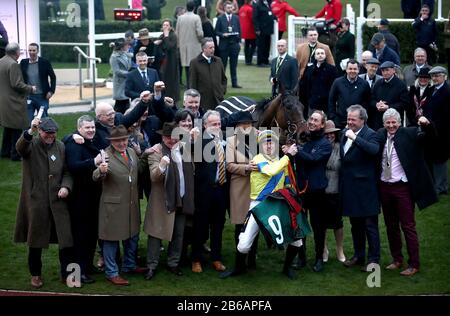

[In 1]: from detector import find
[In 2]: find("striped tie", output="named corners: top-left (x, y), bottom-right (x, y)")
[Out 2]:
top-left (216, 140), bottom-right (226, 185)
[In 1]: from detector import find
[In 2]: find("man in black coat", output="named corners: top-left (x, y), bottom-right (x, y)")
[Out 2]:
top-left (299, 47), bottom-right (337, 116)
top-left (270, 39), bottom-right (299, 97)
top-left (412, 4), bottom-right (438, 65)
top-left (369, 33), bottom-right (400, 74)
top-left (340, 105), bottom-right (381, 271)
top-left (369, 61), bottom-right (409, 130)
top-left (20, 43), bottom-right (56, 123)
top-left (376, 108), bottom-right (438, 277)
top-left (328, 60), bottom-right (371, 129)
top-left (191, 110), bottom-right (229, 274)
top-left (215, 1), bottom-right (242, 88)
top-left (64, 115), bottom-right (103, 284)
top-left (253, 0), bottom-right (275, 67)
top-left (423, 66), bottom-right (450, 195)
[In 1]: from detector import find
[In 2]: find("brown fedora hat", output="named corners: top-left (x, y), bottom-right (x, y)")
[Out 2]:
top-left (156, 122), bottom-right (179, 137)
top-left (107, 125), bottom-right (130, 140)
top-left (324, 120), bottom-right (340, 134)
top-left (138, 28), bottom-right (150, 40)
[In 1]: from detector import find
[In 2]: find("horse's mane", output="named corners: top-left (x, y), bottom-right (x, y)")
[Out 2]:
top-left (255, 94), bottom-right (278, 114)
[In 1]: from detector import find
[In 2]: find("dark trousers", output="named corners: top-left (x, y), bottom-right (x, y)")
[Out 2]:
top-left (278, 31), bottom-right (284, 40)
top-left (192, 185), bottom-right (227, 262)
top-left (71, 213), bottom-right (99, 275)
top-left (380, 181), bottom-right (420, 269)
top-left (349, 215), bottom-right (380, 263)
top-left (220, 43), bottom-right (240, 85)
top-left (28, 247), bottom-right (73, 278)
top-left (305, 190), bottom-right (327, 260)
top-left (244, 39), bottom-right (256, 65)
top-left (1, 127), bottom-right (22, 160)
top-left (256, 33), bottom-right (271, 65)
top-left (184, 66), bottom-right (190, 88)
top-left (114, 99), bottom-right (130, 114)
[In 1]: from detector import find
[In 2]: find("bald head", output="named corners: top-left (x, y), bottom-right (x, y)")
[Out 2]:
top-left (361, 50), bottom-right (373, 65)
top-left (95, 102), bottom-right (115, 127)
top-left (277, 39), bottom-right (287, 55)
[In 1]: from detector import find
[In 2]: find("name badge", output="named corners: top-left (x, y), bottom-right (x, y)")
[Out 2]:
top-left (268, 12), bottom-right (272, 16)
top-left (307, 62), bottom-right (313, 67)
top-left (50, 155), bottom-right (56, 161)
top-left (228, 26), bottom-right (232, 33)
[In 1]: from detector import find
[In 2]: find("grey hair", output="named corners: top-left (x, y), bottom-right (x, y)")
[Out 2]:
top-left (201, 37), bottom-right (214, 49)
top-left (5, 42), bottom-right (20, 56)
top-left (414, 47), bottom-right (427, 57)
top-left (77, 115), bottom-right (95, 128)
top-left (382, 108), bottom-right (401, 124)
top-left (347, 104), bottom-right (368, 122)
top-left (203, 110), bottom-right (221, 124)
top-left (183, 88), bottom-right (201, 101)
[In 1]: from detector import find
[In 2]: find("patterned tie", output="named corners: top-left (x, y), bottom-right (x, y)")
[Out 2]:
top-left (216, 140), bottom-right (226, 185)
top-left (121, 151), bottom-right (129, 164)
top-left (142, 71), bottom-right (148, 85)
top-left (276, 56), bottom-right (283, 74)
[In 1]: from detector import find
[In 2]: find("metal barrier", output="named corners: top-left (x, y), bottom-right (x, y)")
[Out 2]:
top-left (73, 46), bottom-right (102, 108)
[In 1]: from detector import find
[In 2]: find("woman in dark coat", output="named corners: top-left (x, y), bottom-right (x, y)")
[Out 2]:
top-left (198, 6), bottom-right (219, 56)
top-left (334, 18), bottom-right (355, 73)
top-left (155, 19), bottom-right (180, 104)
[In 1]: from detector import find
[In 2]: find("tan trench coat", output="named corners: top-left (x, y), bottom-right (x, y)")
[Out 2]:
top-left (0, 55), bottom-right (33, 129)
top-left (143, 147), bottom-right (195, 241)
top-left (175, 11), bottom-right (204, 66)
top-left (14, 133), bottom-right (73, 249)
top-left (226, 133), bottom-right (253, 225)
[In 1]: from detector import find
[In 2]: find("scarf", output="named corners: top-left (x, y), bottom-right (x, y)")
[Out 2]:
top-left (162, 143), bottom-right (182, 213)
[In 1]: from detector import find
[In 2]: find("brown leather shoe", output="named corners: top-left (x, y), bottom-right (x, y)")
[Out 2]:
top-left (385, 261), bottom-right (403, 270)
top-left (192, 261), bottom-right (203, 273)
top-left (212, 261), bottom-right (226, 272)
top-left (31, 276), bottom-right (43, 288)
top-left (107, 275), bottom-right (130, 286)
top-left (400, 267), bottom-right (419, 276)
top-left (343, 257), bottom-right (364, 268)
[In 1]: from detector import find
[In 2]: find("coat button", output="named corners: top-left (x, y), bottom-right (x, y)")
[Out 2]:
top-left (48, 174), bottom-right (53, 179)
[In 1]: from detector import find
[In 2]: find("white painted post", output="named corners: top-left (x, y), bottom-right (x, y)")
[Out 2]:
top-left (356, 16), bottom-right (365, 62)
top-left (287, 15), bottom-right (295, 56)
top-left (359, 0), bottom-right (364, 18)
top-left (270, 21), bottom-right (279, 60)
top-left (347, 4), bottom-right (356, 35)
top-left (88, 0), bottom-right (97, 108)
top-left (437, 0), bottom-right (442, 20)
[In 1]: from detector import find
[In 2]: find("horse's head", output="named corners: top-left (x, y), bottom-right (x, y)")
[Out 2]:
top-left (277, 92), bottom-right (307, 144)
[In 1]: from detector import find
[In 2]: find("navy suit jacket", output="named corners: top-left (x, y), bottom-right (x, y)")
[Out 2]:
top-left (125, 67), bottom-right (159, 100)
top-left (339, 125), bottom-right (380, 217)
top-left (215, 13), bottom-right (241, 49)
top-left (371, 45), bottom-right (400, 74)
top-left (270, 54), bottom-right (298, 95)
top-left (20, 57), bottom-right (56, 95)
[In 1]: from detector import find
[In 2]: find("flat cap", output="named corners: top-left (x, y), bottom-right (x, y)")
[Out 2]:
top-left (379, 61), bottom-right (396, 69)
top-left (366, 57), bottom-right (380, 65)
top-left (370, 33), bottom-right (385, 46)
top-left (379, 18), bottom-right (389, 26)
top-left (39, 117), bottom-right (59, 133)
top-left (428, 66), bottom-right (448, 75)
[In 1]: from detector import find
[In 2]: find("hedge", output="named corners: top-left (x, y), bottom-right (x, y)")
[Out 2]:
top-left (362, 21), bottom-right (448, 64)
top-left (40, 20), bottom-right (163, 64)
top-left (40, 20), bottom-right (449, 65)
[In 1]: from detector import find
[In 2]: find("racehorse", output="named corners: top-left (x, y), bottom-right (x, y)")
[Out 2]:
top-left (216, 93), bottom-right (307, 145)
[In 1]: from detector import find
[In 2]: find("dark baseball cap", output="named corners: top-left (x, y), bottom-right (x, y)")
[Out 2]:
top-left (379, 18), bottom-right (389, 26)
top-left (370, 33), bottom-right (385, 46)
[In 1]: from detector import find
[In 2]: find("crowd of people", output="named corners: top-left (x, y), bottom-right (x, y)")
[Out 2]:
top-left (0, 0), bottom-right (449, 290)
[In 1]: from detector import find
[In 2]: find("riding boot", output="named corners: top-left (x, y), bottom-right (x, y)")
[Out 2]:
top-left (283, 244), bottom-right (300, 280)
top-left (219, 251), bottom-right (247, 279)
top-left (247, 233), bottom-right (259, 270)
top-left (292, 238), bottom-right (307, 270)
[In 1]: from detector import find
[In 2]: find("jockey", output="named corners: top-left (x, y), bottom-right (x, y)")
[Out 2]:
top-left (220, 130), bottom-right (303, 279)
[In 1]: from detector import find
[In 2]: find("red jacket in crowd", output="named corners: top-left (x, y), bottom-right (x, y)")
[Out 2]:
top-left (271, 0), bottom-right (299, 33)
top-left (315, 0), bottom-right (342, 26)
top-left (239, 2), bottom-right (256, 40)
